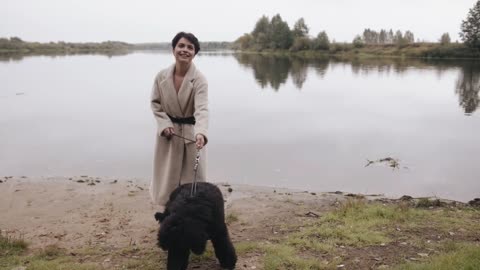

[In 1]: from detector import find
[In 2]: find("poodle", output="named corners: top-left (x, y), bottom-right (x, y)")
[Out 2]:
top-left (154, 182), bottom-right (237, 270)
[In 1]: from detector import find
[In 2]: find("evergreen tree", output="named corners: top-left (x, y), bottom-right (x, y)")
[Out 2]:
top-left (252, 15), bottom-right (271, 50)
top-left (460, 0), bottom-right (480, 48)
top-left (404, 31), bottom-right (415, 44)
top-left (387, 29), bottom-right (394, 44)
top-left (269, 14), bottom-right (293, 49)
top-left (292, 18), bottom-right (309, 38)
top-left (379, 29), bottom-right (387, 44)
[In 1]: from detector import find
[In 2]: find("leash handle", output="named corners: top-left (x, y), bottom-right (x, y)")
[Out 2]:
top-left (190, 150), bottom-right (201, 197)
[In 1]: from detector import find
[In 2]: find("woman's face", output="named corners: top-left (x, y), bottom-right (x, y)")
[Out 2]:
top-left (173, 37), bottom-right (196, 65)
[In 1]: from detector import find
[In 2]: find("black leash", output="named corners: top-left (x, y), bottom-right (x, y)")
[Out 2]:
top-left (171, 133), bottom-right (196, 143)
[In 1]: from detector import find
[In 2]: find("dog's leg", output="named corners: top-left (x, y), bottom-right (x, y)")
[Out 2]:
top-left (167, 248), bottom-right (190, 270)
top-left (211, 225), bottom-right (237, 270)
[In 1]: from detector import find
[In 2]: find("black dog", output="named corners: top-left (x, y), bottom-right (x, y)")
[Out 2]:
top-left (154, 182), bottom-right (237, 270)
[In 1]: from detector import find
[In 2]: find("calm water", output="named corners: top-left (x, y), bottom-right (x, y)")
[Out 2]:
top-left (1, 52), bottom-right (479, 201)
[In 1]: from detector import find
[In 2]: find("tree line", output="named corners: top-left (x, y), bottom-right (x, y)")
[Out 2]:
top-left (0, 37), bottom-right (133, 53)
top-left (0, 37), bottom-right (232, 54)
top-left (234, 0), bottom-right (480, 52)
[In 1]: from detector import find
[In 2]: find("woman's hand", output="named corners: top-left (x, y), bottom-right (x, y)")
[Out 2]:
top-left (162, 127), bottom-right (175, 139)
top-left (196, 134), bottom-right (205, 149)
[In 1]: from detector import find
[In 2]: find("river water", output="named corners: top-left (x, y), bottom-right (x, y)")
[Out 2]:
top-left (1, 52), bottom-right (479, 201)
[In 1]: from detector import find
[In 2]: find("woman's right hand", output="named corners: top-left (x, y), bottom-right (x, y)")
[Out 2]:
top-left (162, 127), bottom-right (175, 139)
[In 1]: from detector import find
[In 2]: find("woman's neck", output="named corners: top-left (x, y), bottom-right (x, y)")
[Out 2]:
top-left (174, 62), bottom-right (191, 77)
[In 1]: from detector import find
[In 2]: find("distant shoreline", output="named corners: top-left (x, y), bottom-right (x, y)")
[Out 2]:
top-left (0, 37), bottom-right (232, 55)
top-left (2, 38), bottom-right (479, 59)
top-left (236, 43), bottom-right (480, 60)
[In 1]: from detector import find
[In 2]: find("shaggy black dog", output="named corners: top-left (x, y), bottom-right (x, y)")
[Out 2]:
top-left (154, 182), bottom-right (237, 270)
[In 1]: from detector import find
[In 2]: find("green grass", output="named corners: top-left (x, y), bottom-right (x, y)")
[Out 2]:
top-left (263, 244), bottom-right (337, 270)
top-left (0, 233), bottom-right (28, 256)
top-left (393, 244), bottom-right (480, 270)
top-left (286, 199), bottom-right (418, 252)
top-left (256, 200), bottom-right (479, 269)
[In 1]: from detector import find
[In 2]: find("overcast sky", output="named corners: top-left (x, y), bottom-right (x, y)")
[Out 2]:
top-left (1, 0), bottom-right (477, 43)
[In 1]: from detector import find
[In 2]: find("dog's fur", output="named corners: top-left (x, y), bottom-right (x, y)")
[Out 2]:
top-left (154, 182), bottom-right (237, 270)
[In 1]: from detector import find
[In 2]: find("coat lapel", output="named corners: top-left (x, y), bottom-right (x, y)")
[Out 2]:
top-left (178, 63), bottom-right (196, 115)
top-left (159, 64), bottom-right (184, 117)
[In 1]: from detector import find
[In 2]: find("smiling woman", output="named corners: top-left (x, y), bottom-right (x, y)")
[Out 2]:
top-left (149, 32), bottom-right (209, 209)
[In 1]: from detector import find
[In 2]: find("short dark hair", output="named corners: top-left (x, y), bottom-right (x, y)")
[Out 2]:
top-left (172, 32), bottom-right (200, 55)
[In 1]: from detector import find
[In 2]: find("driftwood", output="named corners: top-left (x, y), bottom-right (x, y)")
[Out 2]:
top-left (365, 157), bottom-right (406, 170)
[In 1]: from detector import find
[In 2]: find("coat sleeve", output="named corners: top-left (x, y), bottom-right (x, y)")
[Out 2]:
top-left (193, 75), bottom-right (209, 144)
top-left (151, 76), bottom-right (173, 136)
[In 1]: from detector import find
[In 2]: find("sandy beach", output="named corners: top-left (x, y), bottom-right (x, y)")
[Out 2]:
top-left (1, 176), bottom-right (479, 270)
top-left (0, 176), bottom-right (345, 269)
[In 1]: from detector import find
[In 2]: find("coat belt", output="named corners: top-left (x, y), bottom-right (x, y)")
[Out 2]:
top-left (167, 114), bottom-right (196, 125)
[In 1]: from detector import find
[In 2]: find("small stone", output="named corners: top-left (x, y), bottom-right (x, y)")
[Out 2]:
top-left (417, 253), bottom-right (429, 257)
top-left (337, 264), bottom-right (345, 268)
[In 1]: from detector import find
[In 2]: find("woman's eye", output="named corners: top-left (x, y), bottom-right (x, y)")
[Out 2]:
top-left (178, 44), bottom-right (185, 48)
top-left (187, 45), bottom-right (194, 50)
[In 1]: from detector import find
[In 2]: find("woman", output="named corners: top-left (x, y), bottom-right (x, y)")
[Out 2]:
top-left (150, 32), bottom-right (209, 208)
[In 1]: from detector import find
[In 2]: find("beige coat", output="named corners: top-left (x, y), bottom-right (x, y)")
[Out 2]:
top-left (149, 63), bottom-right (209, 206)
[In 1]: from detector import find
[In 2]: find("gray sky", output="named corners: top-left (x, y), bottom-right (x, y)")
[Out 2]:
top-left (1, 0), bottom-right (476, 43)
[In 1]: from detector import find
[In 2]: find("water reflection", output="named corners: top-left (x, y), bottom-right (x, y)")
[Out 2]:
top-left (456, 62), bottom-right (480, 115)
top-left (233, 54), bottom-right (480, 114)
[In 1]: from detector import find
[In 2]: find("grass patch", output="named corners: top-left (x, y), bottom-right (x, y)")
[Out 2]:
top-left (0, 254), bottom-right (99, 270)
top-left (35, 244), bottom-right (65, 260)
top-left (286, 199), bottom-right (419, 252)
top-left (393, 243), bottom-right (480, 270)
top-left (225, 212), bottom-right (239, 225)
top-left (263, 244), bottom-right (336, 270)
top-left (0, 233), bottom-right (28, 256)
top-left (234, 241), bottom-right (262, 255)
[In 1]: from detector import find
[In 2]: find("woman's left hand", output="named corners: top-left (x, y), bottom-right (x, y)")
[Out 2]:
top-left (195, 134), bottom-right (205, 149)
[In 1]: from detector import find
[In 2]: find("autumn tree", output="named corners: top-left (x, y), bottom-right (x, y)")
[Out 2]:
top-left (440, 33), bottom-right (451, 45)
top-left (313, 31), bottom-right (330, 50)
